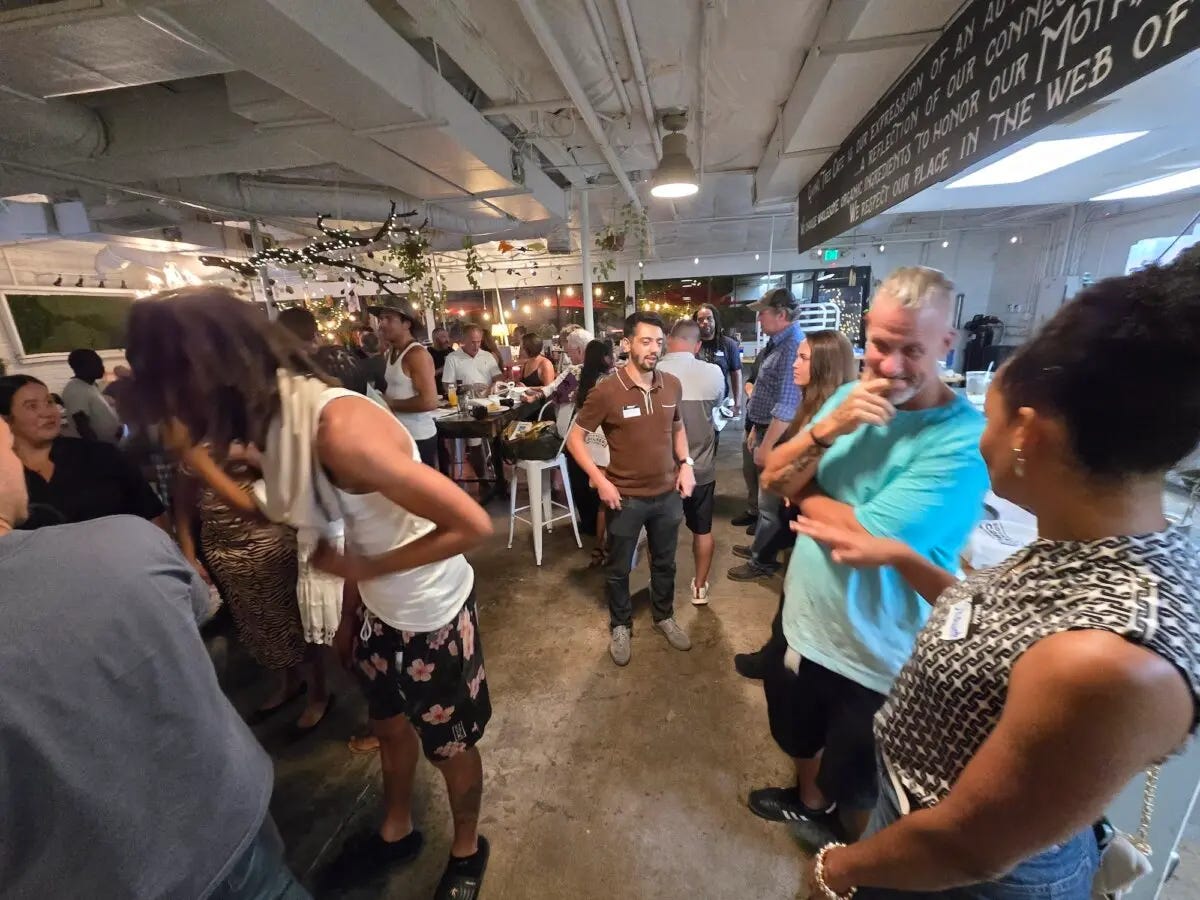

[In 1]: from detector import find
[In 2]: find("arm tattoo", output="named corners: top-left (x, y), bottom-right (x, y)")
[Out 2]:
top-left (784, 442), bottom-right (825, 476)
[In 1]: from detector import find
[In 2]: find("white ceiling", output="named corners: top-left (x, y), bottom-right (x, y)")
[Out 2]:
top-left (0, 0), bottom-right (1195, 272)
top-left (892, 50), bottom-right (1200, 215)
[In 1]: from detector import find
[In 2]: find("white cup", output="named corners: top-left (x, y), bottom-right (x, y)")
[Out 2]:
top-left (965, 370), bottom-right (991, 402)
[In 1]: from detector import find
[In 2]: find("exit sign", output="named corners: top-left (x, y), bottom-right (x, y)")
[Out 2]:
top-left (821, 248), bottom-right (840, 262)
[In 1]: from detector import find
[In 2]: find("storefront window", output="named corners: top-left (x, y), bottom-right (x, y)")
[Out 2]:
top-left (442, 284), bottom-right (625, 343)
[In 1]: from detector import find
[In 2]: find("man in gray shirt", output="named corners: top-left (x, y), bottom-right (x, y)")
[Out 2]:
top-left (657, 319), bottom-right (727, 605)
top-left (0, 415), bottom-right (307, 899)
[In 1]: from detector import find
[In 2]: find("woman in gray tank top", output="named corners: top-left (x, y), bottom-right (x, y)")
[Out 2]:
top-left (792, 251), bottom-right (1200, 900)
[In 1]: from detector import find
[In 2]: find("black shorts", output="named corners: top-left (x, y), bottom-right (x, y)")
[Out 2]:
top-left (352, 590), bottom-right (491, 761)
top-left (415, 435), bottom-right (438, 468)
top-left (682, 481), bottom-right (715, 535)
top-left (763, 620), bottom-right (886, 810)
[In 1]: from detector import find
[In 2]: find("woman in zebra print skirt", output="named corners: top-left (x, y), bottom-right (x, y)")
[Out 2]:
top-left (176, 446), bottom-right (331, 730)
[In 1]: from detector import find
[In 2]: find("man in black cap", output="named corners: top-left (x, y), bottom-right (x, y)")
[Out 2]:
top-left (728, 288), bottom-right (804, 582)
top-left (369, 302), bottom-right (441, 468)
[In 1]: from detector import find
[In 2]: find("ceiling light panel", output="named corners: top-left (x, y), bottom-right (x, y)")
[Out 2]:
top-left (1091, 166), bottom-right (1200, 201)
top-left (947, 132), bottom-right (1148, 189)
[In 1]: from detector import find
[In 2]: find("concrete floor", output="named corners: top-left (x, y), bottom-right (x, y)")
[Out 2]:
top-left (212, 438), bottom-right (809, 899)
top-left (210, 438), bottom-right (1200, 900)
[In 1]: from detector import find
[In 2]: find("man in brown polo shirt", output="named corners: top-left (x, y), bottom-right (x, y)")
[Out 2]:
top-left (567, 311), bottom-right (696, 666)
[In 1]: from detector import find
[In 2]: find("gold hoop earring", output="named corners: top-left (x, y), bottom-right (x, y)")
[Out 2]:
top-left (1012, 447), bottom-right (1026, 478)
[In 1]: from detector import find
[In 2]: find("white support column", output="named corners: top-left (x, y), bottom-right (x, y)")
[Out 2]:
top-left (580, 194), bottom-right (594, 334)
top-left (249, 219), bottom-right (276, 317)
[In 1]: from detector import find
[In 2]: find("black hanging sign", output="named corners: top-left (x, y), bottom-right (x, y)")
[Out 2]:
top-left (797, 0), bottom-right (1200, 251)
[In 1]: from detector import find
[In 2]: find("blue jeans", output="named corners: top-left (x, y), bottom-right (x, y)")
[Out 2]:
top-left (749, 483), bottom-right (790, 566)
top-left (209, 816), bottom-right (311, 900)
top-left (606, 491), bottom-right (684, 629)
top-left (858, 765), bottom-right (1099, 900)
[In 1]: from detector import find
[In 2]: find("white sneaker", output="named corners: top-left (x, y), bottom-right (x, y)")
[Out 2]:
top-left (691, 579), bottom-right (709, 606)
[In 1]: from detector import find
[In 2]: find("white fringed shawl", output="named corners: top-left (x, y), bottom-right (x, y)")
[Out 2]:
top-left (253, 372), bottom-right (345, 646)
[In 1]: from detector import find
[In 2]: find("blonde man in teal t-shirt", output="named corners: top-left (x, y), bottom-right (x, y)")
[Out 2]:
top-left (745, 267), bottom-right (989, 839)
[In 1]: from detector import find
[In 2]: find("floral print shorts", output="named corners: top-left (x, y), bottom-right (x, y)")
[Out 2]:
top-left (352, 590), bottom-right (491, 761)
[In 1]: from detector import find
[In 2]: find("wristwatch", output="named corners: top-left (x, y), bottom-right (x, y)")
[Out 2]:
top-left (679, 456), bottom-right (694, 467)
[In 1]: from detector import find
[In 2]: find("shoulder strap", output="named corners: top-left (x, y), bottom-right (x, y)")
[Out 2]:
top-left (397, 341), bottom-right (419, 363)
top-left (1131, 765), bottom-right (1160, 855)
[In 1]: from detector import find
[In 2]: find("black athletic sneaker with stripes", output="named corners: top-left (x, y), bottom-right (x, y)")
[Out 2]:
top-left (747, 786), bottom-right (837, 828)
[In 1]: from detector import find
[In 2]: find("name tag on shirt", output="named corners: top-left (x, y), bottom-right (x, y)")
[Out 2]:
top-left (622, 404), bottom-right (642, 419)
top-left (940, 598), bottom-right (973, 641)
top-left (715, 350), bottom-right (725, 357)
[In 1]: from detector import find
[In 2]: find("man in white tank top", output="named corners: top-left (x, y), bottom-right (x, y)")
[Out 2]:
top-left (372, 304), bottom-right (440, 468)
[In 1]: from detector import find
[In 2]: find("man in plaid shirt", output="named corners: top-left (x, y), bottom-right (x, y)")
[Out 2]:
top-left (728, 288), bottom-right (803, 581)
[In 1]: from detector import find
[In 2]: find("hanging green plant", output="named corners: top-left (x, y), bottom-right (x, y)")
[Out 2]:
top-left (593, 258), bottom-right (616, 281)
top-left (462, 237), bottom-right (484, 290)
top-left (593, 202), bottom-right (648, 280)
top-left (420, 274), bottom-right (446, 319)
top-left (383, 230), bottom-right (432, 284)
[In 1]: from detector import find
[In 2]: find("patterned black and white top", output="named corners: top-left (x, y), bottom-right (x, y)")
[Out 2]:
top-left (875, 526), bottom-right (1200, 809)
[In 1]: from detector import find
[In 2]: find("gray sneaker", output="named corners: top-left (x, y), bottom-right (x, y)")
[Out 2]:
top-left (610, 625), bottom-right (632, 666)
top-left (655, 617), bottom-right (692, 651)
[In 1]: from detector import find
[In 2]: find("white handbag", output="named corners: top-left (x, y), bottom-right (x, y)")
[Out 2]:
top-left (1092, 766), bottom-right (1159, 900)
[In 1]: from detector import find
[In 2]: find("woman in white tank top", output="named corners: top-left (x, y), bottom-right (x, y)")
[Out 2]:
top-left (126, 289), bottom-right (498, 895)
top-left (374, 306), bottom-right (440, 467)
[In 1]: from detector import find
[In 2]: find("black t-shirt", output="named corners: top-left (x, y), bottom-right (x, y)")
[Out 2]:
top-left (314, 345), bottom-right (367, 394)
top-left (429, 347), bottom-right (452, 394)
top-left (698, 335), bottom-right (741, 381)
top-left (22, 438), bottom-right (165, 529)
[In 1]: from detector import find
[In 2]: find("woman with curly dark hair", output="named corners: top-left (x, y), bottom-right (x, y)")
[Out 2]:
top-left (127, 287), bottom-right (496, 898)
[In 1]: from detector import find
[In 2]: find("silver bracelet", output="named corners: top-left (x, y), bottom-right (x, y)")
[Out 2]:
top-left (815, 843), bottom-right (856, 900)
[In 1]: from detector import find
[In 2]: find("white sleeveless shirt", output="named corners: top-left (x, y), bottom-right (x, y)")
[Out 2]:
top-left (317, 388), bottom-right (474, 632)
top-left (385, 342), bottom-right (436, 440)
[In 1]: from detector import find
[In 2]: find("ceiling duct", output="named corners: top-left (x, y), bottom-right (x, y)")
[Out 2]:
top-left (0, 0), bottom-right (105, 26)
top-left (0, 92), bottom-right (107, 158)
top-left (161, 175), bottom-right (479, 235)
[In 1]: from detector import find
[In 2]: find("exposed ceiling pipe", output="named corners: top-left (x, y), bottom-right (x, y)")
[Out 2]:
top-left (166, 175), bottom-right (497, 236)
top-left (581, 0), bottom-right (634, 121)
top-left (514, 0), bottom-right (643, 212)
top-left (0, 158), bottom-right (320, 235)
top-left (0, 92), bottom-right (107, 158)
top-left (698, 0), bottom-right (716, 185)
top-left (613, 0), bottom-right (663, 160)
top-left (0, 159), bottom-right (542, 243)
top-left (481, 99), bottom-right (574, 117)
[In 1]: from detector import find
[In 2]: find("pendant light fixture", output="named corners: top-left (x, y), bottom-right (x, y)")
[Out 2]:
top-left (650, 112), bottom-right (699, 199)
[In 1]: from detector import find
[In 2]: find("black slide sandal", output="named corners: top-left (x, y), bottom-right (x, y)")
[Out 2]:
top-left (434, 834), bottom-right (490, 900)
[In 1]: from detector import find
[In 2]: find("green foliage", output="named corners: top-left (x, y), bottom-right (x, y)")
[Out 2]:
top-left (418, 274), bottom-right (446, 318)
top-left (592, 257), bottom-right (616, 280)
top-left (462, 237), bottom-right (484, 291)
top-left (594, 202), bottom-right (648, 282)
top-left (383, 231), bottom-right (432, 285)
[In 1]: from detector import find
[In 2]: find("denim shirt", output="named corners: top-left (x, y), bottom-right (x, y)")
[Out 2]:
top-left (745, 321), bottom-right (803, 426)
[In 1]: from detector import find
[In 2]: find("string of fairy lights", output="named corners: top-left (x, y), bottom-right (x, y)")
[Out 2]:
top-left (198, 202), bottom-right (424, 295)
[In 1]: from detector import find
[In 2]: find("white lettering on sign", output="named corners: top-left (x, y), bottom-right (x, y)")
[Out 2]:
top-left (987, 91), bottom-right (1035, 139)
top-left (1045, 45), bottom-right (1113, 110)
top-left (988, 51), bottom-right (1030, 102)
top-left (1133, 0), bottom-right (1193, 59)
top-left (797, 0), bottom-right (1200, 251)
